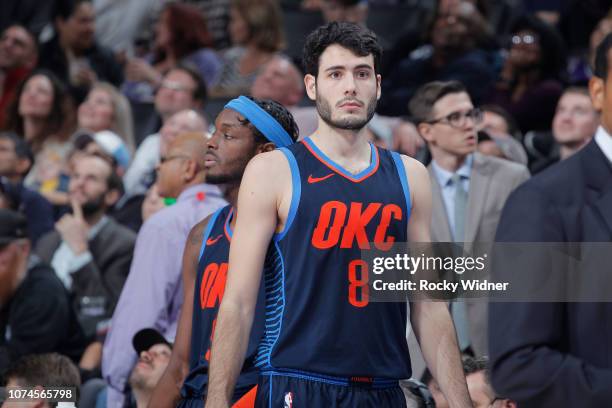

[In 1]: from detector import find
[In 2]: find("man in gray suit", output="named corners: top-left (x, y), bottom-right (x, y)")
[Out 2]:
top-left (36, 153), bottom-right (136, 339)
top-left (406, 81), bottom-right (529, 376)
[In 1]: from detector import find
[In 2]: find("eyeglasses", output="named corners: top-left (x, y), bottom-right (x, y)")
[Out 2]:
top-left (511, 34), bottom-right (537, 45)
top-left (427, 108), bottom-right (483, 129)
top-left (159, 154), bottom-right (189, 165)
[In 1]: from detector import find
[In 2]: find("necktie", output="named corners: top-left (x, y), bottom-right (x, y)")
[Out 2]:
top-left (450, 173), bottom-right (470, 351)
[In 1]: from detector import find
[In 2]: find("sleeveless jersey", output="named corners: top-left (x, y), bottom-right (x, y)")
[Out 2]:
top-left (181, 205), bottom-right (265, 398)
top-left (254, 137), bottom-right (413, 380)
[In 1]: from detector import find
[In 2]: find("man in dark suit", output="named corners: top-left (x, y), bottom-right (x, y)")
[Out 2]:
top-left (36, 153), bottom-right (136, 339)
top-left (488, 34), bottom-right (612, 406)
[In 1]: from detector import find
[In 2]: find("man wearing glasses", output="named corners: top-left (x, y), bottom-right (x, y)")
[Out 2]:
top-left (406, 80), bottom-right (529, 376)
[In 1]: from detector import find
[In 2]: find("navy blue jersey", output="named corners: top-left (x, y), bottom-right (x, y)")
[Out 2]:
top-left (181, 205), bottom-right (265, 399)
top-left (254, 137), bottom-right (412, 380)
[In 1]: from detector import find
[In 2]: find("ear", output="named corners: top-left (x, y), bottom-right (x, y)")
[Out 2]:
top-left (376, 74), bottom-right (382, 101)
top-left (104, 189), bottom-right (120, 207)
top-left (417, 122), bottom-right (434, 144)
top-left (257, 142), bottom-right (276, 153)
top-left (305, 74), bottom-right (317, 101)
top-left (589, 76), bottom-right (604, 112)
top-left (183, 158), bottom-right (198, 181)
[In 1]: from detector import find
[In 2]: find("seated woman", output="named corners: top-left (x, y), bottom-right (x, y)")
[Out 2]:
top-left (4, 70), bottom-right (76, 207)
top-left (78, 82), bottom-right (135, 154)
top-left (211, 0), bottom-right (285, 97)
top-left (122, 2), bottom-right (221, 102)
top-left (485, 14), bottom-right (566, 133)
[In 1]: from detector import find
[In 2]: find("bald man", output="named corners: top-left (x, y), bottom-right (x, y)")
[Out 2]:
top-left (103, 132), bottom-right (227, 408)
top-left (251, 55), bottom-right (319, 138)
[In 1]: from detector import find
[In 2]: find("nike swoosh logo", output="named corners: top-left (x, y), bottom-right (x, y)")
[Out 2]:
top-left (206, 234), bottom-right (223, 245)
top-left (307, 173), bottom-right (335, 183)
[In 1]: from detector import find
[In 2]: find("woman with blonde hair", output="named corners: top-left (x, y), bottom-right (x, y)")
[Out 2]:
top-left (78, 82), bottom-right (135, 153)
top-left (211, 0), bottom-right (285, 97)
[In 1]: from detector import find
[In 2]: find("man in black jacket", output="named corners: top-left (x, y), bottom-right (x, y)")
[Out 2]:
top-left (488, 33), bottom-right (612, 407)
top-left (0, 209), bottom-right (86, 376)
top-left (37, 0), bottom-right (122, 103)
top-left (36, 154), bottom-right (136, 340)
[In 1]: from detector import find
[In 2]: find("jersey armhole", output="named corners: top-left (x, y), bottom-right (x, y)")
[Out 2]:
top-left (198, 207), bottom-right (225, 262)
top-left (391, 152), bottom-right (412, 220)
top-left (274, 148), bottom-right (301, 242)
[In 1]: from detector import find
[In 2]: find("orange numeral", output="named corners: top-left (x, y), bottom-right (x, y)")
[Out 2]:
top-left (348, 259), bottom-right (369, 307)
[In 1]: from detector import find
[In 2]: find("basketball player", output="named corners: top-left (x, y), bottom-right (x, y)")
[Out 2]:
top-left (206, 22), bottom-right (471, 407)
top-left (149, 96), bottom-right (299, 408)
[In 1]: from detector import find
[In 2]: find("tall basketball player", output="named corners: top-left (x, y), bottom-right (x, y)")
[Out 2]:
top-left (149, 96), bottom-right (299, 408)
top-left (206, 22), bottom-right (471, 408)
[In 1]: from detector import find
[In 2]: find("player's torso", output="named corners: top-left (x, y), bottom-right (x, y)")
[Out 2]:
top-left (255, 138), bottom-right (413, 379)
top-left (182, 205), bottom-right (264, 398)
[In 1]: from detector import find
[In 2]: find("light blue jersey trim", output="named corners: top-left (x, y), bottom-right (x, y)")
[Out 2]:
top-left (198, 207), bottom-right (225, 262)
top-left (274, 147), bottom-right (301, 241)
top-left (391, 152), bottom-right (412, 220)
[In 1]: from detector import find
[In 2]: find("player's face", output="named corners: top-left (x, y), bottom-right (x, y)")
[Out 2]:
top-left (306, 44), bottom-right (381, 131)
top-left (422, 92), bottom-right (478, 157)
top-left (205, 109), bottom-right (259, 185)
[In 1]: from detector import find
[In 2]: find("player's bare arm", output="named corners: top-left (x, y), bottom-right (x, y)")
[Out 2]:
top-left (402, 155), bottom-right (472, 408)
top-left (149, 216), bottom-right (211, 408)
top-left (205, 150), bottom-right (291, 407)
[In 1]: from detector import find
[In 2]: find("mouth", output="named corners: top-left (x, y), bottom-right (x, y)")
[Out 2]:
top-left (204, 152), bottom-right (218, 167)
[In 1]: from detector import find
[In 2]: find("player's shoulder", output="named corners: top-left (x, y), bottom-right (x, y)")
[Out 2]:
top-left (396, 153), bottom-right (428, 178)
top-left (186, 207), bottom-right (226, 249)
top-left (244, 149), bottom-right (292, 179)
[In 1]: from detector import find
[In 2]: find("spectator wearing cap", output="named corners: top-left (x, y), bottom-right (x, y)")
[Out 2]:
top-left (3, 353), bottom-right (82, 408)
top-left (0, 209), bottom-right (87, 376)
top-left (0, 132), bottom-right (54, 244)
top-left (103, 133), bottom-right (226, 408)
top-left (0, 25), bottom-right (38, 128)
top-left (128, 328), bottom-right (173, 408)
top-left (35, 154), bottom-right (136, 340)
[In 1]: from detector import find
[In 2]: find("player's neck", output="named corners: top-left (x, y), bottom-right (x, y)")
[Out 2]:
top-left (224, 183), bottom-right (240, 211)
top-left (311, 122), bottom-right (371, 160)
top-left (431, 149), bottom-right (470, 173)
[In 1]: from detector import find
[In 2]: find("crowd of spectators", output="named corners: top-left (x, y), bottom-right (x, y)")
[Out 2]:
top-left (1, 0), bottom-right (611, 407)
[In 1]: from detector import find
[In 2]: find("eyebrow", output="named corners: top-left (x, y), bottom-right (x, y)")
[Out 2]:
top-left (324, 64), bottom-right (374, 72)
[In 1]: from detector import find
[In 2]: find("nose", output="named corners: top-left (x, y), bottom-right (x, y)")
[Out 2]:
top-left (343, 75), bottom-right (357, 96)
top-left (140, 350), bottom-right (152, 362)
top-left (207, 132), bottom-right (219, 150)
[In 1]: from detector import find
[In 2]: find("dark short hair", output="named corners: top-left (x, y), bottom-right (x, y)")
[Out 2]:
top-left (4, 353), bottom-right (81, 403)
top-left (169, 63), bottom-right (207, 103)
top-left (409, 80), bottom-right (468, 124)
top-left (302, 21), bottom-right (382, 77)
top-left (480, 104), bottom-right (521, 139)
top-left (0, 132), bottom-right (34, 175)
top-left (594, 32), bottom-right (612, 81)
top-left (55, 0), bottom-right (92, 21)
top-left (462, 355), bottom-right (489, 375)
top-left (238, 96), bottom-right (300, 144)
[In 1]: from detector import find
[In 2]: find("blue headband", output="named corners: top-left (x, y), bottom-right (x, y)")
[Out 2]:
top-left (224, 96), bottom-right (293, 148)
